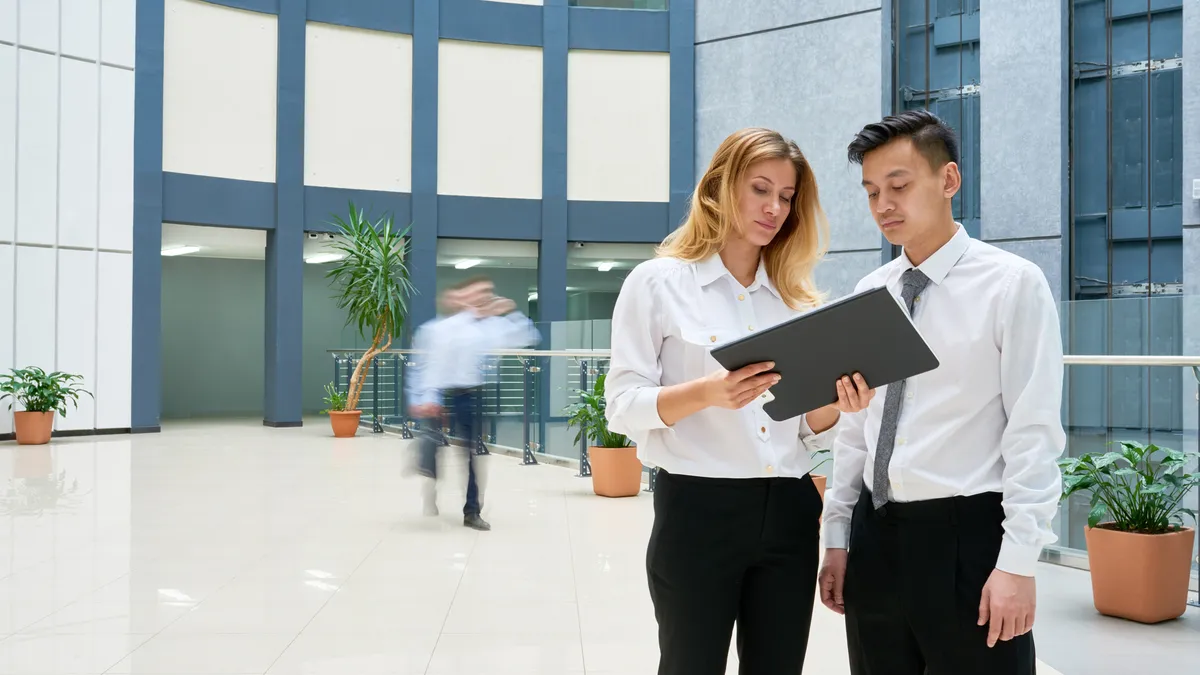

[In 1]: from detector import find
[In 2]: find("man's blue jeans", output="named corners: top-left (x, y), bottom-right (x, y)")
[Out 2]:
top-left (417, 388), bottom-right (482, 516)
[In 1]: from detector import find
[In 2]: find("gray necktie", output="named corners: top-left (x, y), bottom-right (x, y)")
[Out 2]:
top-left (871, 268), bottom-right (931, 509)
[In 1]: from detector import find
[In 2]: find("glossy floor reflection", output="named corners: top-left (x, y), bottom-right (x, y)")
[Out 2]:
top-left (0, 420), bottom-right (1195, 674)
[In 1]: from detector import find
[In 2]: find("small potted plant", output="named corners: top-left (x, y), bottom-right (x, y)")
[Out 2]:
top-left (565, 372), bottom-right (642, 497)
top-left (0, 367), bottom-right (93, 445)
top-left (1058, 440), bottom-right (1199, 623)
top-left (319, 382), bottom-right (357, 438)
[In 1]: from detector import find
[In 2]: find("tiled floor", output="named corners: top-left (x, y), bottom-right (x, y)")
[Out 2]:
top-left (0, 420), bottom-right (1196, 674)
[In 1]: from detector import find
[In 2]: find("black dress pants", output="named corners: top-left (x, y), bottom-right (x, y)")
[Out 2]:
top-left (647, 469), bottom-right (823, 675)
top-left (844, 489), bottom-right (1037, 675)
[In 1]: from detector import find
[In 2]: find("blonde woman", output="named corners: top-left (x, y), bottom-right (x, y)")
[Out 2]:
top-left (606, 128), bottom-right (874, 674)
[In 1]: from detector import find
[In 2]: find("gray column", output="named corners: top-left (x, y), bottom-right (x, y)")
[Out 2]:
top-left (979, 0), bottom-right (1069, 302)
top-left (263, 0), bottom-right (306, 427)
top-left (131, 0), bottom-right (165, 432)
top-left (538, 0), bottom-right (568, 323)
top-left (408, 0), bottom-right (440, 332)
top-left (1182, 0), bottom-right (1199, 454)
top-left (695, 1), bottom-right (884, 299)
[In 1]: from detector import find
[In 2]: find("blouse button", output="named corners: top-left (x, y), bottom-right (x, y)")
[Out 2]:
top-left (709, 335), bottom-right (716, 343)
top-left (738, 294), bottom-right (745, 301)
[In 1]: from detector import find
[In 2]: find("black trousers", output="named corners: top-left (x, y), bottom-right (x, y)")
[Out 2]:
top-left (647, 469), bottom-right (823, 675)
top-left (844, 489), bottom-right (1037, 675)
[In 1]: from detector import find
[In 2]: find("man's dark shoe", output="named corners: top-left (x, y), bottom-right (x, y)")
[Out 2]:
top-left (464, 514), bottom-right (491, 531)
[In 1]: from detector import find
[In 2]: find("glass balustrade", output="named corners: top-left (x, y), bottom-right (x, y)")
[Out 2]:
top-left (326, 298), bottom-right (1200, 578)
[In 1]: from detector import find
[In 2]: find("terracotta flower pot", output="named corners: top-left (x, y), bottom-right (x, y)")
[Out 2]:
top-left (589, 446), bottom-right (643, 498)
top-left (13, 411), bottom-right (55, 445)
top-left (1085, 524), bottom-right (1195, 624)
top-left (811, 474), bottom-right (827, 499)
top-left (328, 410), bottom-right (362, 438)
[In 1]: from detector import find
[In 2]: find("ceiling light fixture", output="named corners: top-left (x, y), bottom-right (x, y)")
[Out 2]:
top-left (304, 253), bottom-right (344, 264)
top-left (597, 261), bottom-right (616, 272)
top-left (160, 245), bottom-right (200, 256)
top-left (455, 259), bottom-right (481, 270)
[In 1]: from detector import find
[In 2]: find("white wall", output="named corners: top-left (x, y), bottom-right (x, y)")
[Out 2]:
top-left (305, 22), bottom-right (412, 192)
top-left (438, 40), bottom-right (543, 199)
top-left (567, 50), bottom-right (670, 203)
top-left (0, 0), bottom-right (135, 434)
top-left (162, 0), bottom-right (278, 182)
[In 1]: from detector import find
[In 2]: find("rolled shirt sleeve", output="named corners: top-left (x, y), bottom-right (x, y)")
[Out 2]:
top-left (604, 263), bottom-right (674, 445)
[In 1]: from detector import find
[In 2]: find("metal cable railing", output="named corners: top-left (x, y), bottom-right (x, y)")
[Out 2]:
top-left (328, 347), bottom-right (1200, 589)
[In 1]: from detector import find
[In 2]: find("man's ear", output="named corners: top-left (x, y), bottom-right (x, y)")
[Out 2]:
top-left (942, 161), bottom-right (962, 200)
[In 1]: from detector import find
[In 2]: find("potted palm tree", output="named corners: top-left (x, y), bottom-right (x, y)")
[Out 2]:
top-left (323, 203), bottom-right (413, 437)
top-left (1059, 440), bottom-right (1199, 623)
top-left (1, 367), bottom-right (92, 445)
top-left (565, 372), bottom-right (642, 497)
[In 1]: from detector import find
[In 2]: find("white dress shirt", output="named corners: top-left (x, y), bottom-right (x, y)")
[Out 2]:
top-left (821, 225), bottom-right (1066, 578)
top-left (407, 310), bottom-right (540, 406)
top-left (605, 255), bottom-right (835, 479)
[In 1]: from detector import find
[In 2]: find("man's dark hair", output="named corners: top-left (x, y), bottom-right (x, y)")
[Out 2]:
top-left (847, 109), bottom-right (959, 170)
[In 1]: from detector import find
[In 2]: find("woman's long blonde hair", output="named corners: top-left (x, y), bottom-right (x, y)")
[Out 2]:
top-left (658, 127), bottom-right (830, 309)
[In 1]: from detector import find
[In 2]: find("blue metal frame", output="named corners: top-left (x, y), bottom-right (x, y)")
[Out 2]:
top-left (132, 0), bottom-right (691, 430)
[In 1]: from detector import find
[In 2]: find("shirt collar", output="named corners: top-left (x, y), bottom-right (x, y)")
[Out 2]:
top-left (695, 254), bottom-right (782, 299)
top-left (899, 223), bottom-right (970, 285)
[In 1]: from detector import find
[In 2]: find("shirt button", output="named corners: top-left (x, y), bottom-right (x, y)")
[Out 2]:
top-left (898, 438), bottom-right (906, 445)
top-left (760, 426), bottom-right (766, 433)
top-left (766, 465), bottom-right (775, 474)
top-left (738, 294), bottom-right (745, 301)
top-left (710, 335), bottom-right (716, 343)
top-left (748, 325), bottom-right (754, 331)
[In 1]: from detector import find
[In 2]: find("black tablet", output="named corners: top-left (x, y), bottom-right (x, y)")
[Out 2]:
top-left (710, 285), bottom-right (940, 421)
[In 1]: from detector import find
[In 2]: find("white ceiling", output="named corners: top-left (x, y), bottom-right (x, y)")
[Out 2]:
top-left (160, 224), bottom-right (656, 272)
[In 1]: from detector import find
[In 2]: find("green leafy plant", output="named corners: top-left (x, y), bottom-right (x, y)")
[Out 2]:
top-left (319, 382), bottom-right (348, 415)
top-left (325, 202), bottom-right (414, 413)
top-left (1059, 440), bottom-right (1200, 534)
top-left (0, 367), bottom-right (92, 417)
top-left (810, 446), bottom-right (832, 473)
top-left (564, 372), bottom-right (632, 449)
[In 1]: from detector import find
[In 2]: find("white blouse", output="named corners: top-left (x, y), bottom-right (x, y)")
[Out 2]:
top-left (605, 254), bottom-right (835, 479)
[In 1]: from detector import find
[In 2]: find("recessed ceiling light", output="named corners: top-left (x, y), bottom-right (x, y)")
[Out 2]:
top-left (597, 261), bottom-right (616, 272)
top-left (161, 246), bottom-right (200, 256)
top-left (455, 259), bottom-right (481, 270)
top-left (304, 253), bottom-right (344, 264)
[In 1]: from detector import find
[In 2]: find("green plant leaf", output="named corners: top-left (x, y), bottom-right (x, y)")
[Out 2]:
top-left (1087, 500), bottom-right (1108, 528)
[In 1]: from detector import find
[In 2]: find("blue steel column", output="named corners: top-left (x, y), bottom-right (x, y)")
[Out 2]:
top-left (131, 0), bottom-right (165, 432)
top-left (409, 0), bottom-right (441, 334)
top-left (539, 0), bottom-right (569, 324)
top-left (667, 0), bottom-right (695, 239)
top-left (264, 0), bottom-right (306, 427)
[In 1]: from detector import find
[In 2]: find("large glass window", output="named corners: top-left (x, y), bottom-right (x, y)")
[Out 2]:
top-left (564, 242), bottom-right (656, 328)
top-left (893, 0), bottom-right (982, 239)
top-left (436, 238), bottom-right (540, 319)
top-left (1065, 0), bottom-right (1186, 551)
